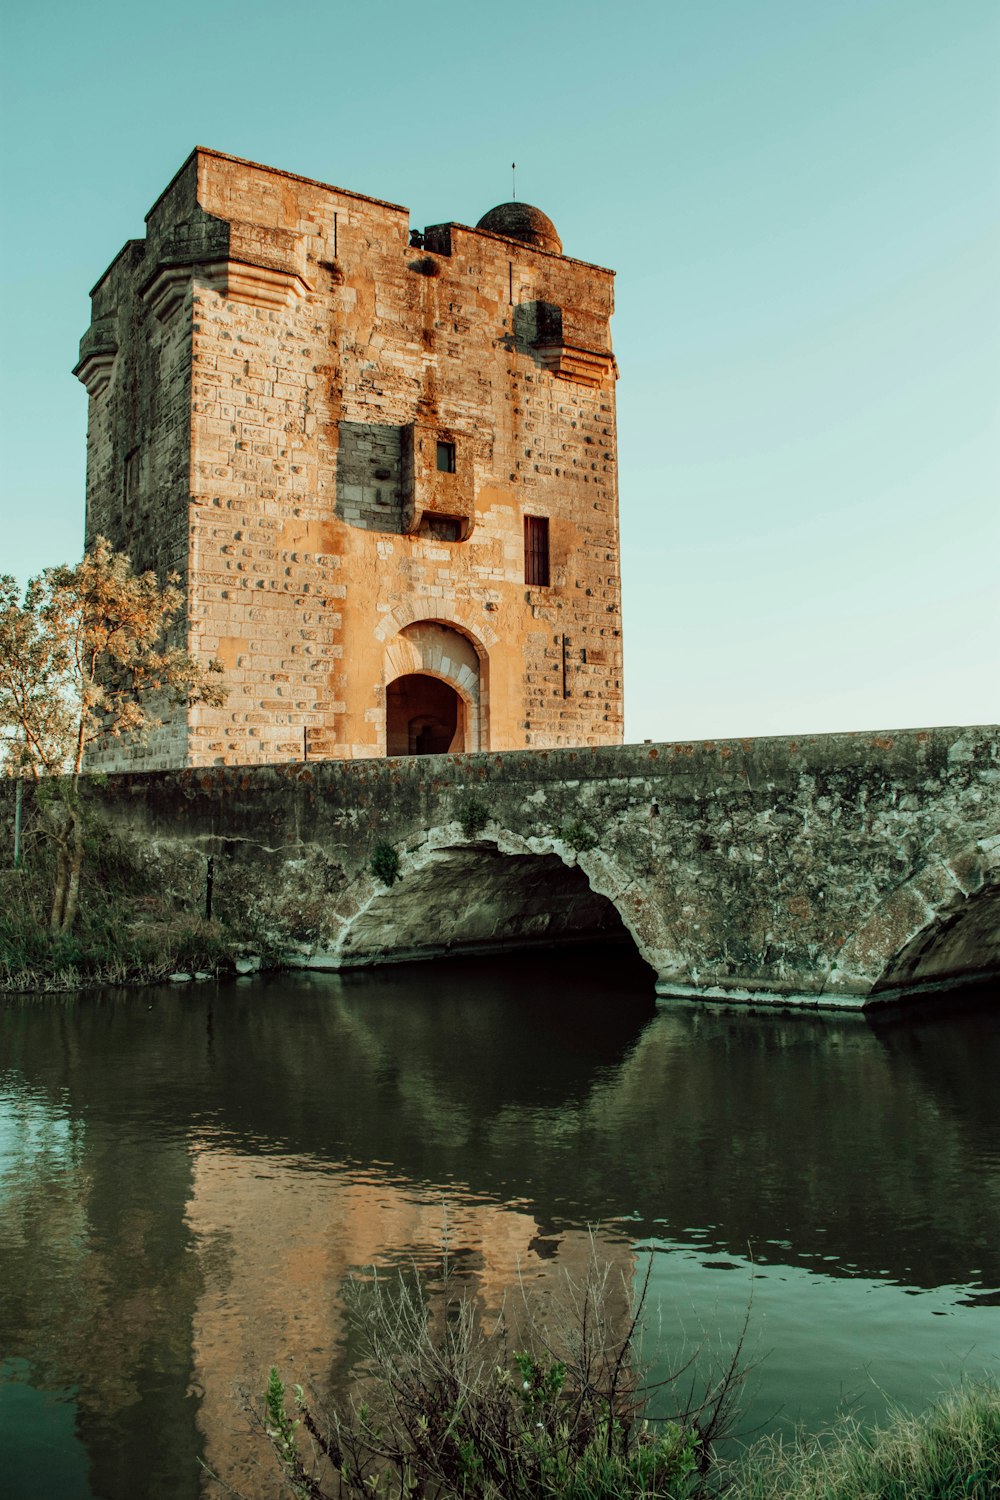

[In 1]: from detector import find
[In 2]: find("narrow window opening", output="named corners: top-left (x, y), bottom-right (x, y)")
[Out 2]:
top-left (524, 515), bottom-right (550, 587)
top-left (436, 440), bottom-right (456, 473)
top-left (124, 447), bottom-right (140, 505)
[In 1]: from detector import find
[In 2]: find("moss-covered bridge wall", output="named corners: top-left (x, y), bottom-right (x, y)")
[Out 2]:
top-left (12, 725), bottom-right (1000, 1008)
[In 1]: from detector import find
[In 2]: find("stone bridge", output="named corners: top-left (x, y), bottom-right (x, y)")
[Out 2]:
top-left (81, 723), bottom-right (999, 1009)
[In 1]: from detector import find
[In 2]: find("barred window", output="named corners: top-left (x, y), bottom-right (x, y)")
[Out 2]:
top-left (524, 515), bottom-right (550, 587)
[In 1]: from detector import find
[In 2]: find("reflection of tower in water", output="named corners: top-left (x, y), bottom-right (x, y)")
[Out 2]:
top-left (184, 1153), bottom-right (635, 1496)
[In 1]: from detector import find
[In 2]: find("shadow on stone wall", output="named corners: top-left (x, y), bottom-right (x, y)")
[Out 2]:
top-left (335, 420), bottom-right (406, 533)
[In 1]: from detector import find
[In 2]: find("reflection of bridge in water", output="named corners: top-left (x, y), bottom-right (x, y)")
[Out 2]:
top-left (3, 966), bottom-right (998, 1496)
top-left (83, 724), bottom-right (999, 1007)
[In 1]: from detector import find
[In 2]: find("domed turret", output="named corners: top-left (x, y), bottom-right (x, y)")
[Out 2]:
top-left (475, 202), bottom-right (562, 256)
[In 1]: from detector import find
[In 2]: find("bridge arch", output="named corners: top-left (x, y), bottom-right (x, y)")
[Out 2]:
top-left (329, 826), bottom-right (662, 976)
top-left (831, 841), bottom-right (1000, 1001)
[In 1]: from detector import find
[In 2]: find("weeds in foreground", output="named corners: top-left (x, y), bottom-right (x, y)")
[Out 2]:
top-left (233, 1249), bottom-right (752, 1500)
top-left (725, 1379), bottom-right (1000, 1499)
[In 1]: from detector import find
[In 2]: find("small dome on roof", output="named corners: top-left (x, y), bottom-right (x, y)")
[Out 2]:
top-left (476, 201), bottom-right (562, 256)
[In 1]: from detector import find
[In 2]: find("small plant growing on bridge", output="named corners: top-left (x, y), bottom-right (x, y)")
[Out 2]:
top-left (370, 840), bottom-right (401, 887)
top-left (459, 794), bottom-right (490, 840)
top-left (559, 819), bottom-right (599, 854)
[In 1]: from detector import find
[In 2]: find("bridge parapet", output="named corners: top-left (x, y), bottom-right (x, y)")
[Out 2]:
top-left (17, 725), bottom-right (999, 1009)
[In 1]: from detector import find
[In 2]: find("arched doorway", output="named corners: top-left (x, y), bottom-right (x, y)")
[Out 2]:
top-left (386, 674), bottom-right (465, 755)
top-left (384, 621), bottom-right (486, 754)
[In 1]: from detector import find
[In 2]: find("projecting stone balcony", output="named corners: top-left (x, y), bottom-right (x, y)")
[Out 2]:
top-left (73, 317), bottom-right (118, 397)
top-left (402, 423), bottom-right (476, 541)
top-left (532, 342), bottom-right (618, 389)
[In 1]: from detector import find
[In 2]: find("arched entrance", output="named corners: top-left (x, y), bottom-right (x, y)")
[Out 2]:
top-left (387, 674), bottom-right (465, 755)
top-left (384, 620), bottom-right (486, 755)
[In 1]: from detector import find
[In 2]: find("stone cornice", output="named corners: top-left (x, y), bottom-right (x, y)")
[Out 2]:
top-left (141, 265), bottom-right (192, 323)
top-left (533, 342), bottom-right (618, 388)
top-left (199, 259), bottom-right (313, 310)
top-left (73, 317), bottom-right (118, 395)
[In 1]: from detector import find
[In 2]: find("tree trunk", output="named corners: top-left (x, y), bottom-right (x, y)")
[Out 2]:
top-left (61, 813), bottom-right (85, 934)
top-left (49, 826), bottom-right (71, 934)
top-left (45, 795), bottom-right (81, 936)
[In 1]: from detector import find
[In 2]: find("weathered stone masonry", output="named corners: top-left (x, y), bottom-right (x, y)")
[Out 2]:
top-left (31, 725), bottom-right (999, 1008)
top-left (75, 148), bottom-right (623, 769)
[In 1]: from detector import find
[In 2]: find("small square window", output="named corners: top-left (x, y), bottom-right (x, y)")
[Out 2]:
top-left (436, 440), bottom-right (456, 474)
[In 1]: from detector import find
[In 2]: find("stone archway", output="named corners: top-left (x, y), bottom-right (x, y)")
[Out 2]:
top-left (305, 822), bottom-right (667, 982)
top-left (870, 880), bottom-right (1000, 999)
top-left (387, 674), bottom-right (464, 755)
top-left (384, 621), bottom-right (486, 754)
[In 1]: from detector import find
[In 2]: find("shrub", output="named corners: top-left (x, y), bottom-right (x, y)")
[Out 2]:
top-left (459, 796), bottom-right (490, 840)
top-left (559, 820), bottom-right (599, 854)
top-left (370, 841), bottom-right (401, 887)
top-left (249, 1250), bottom-right (750, 1500)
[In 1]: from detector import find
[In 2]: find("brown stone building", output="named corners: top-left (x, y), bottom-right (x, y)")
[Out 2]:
top-left (75, 149), bottom-right (623, 767)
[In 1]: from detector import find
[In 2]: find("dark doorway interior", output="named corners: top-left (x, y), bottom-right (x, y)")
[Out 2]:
top-left (387, 673), bottom-right (464, 756)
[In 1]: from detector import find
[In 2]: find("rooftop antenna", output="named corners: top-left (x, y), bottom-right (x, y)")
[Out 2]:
top-left (512, 162), bottom-right (517, 201)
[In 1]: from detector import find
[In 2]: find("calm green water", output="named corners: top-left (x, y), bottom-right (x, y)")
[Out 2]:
top-left (1, 952), bottom-right (998, 1499)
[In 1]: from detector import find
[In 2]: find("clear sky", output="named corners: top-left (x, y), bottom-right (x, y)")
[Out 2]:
top-left (1, 0), bottom-right (997, 742)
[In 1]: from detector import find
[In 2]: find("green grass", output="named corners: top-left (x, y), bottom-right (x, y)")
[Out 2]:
top-left (724, 1380), bottom-right (1000, 1500)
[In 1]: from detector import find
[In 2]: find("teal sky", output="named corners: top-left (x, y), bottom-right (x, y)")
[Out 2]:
top-left (1, 0), bottom-right (997, 741)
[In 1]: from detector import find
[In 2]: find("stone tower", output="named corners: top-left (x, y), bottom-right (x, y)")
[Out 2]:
top-left (74, 149), bottom-right (623, 767)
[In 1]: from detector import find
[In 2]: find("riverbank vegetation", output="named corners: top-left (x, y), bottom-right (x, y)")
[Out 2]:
top-left (0, 813), bottom-right (271, 991)
top-left (0, 540), bottom-right (236, 990)
top-left (0, 538), bottom-right (224, 943)
top-left (725, 1379), bottom-right (1000, 1498)
top-left (245, 1261), bottom-right (999, 1500)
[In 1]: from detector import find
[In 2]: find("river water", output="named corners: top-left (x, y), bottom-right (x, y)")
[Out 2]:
top-left (1, 950), bottom-right (998, 1499)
